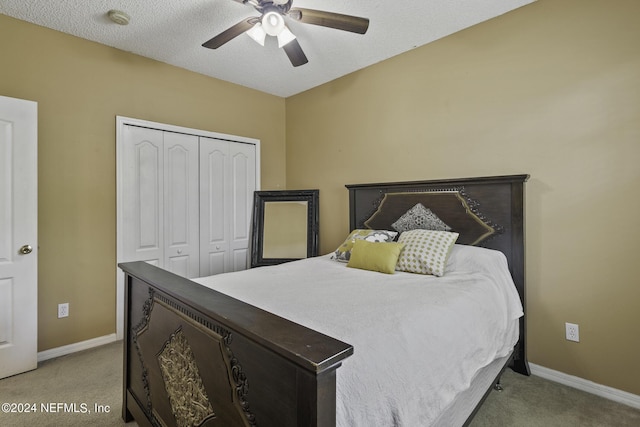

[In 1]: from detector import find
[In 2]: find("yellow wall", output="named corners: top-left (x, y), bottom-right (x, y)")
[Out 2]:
top-left (286, 0), bottom-right (640, 395)
top-left (0, 14), bottom-right (286, 352)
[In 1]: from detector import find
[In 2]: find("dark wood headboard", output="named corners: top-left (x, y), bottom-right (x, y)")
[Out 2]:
top-left (346, 174), bottom-right (530, 375)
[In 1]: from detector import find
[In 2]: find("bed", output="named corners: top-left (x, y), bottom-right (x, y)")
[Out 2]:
top-left (119, 174), bottom-right (530, 427)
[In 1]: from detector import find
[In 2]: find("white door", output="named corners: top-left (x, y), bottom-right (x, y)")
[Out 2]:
top-left (121, 126), bottom-right (200, 277)
top-left (163, 132), bottom-right (199, 277)
top-left (116, 116), bottom-right (260, 340)
top-left (228, 142), bottom-right (256, 271)
top-left (121, 125), bottom-right (164, 267)
top-left (199, 138), bottom-right (256, 275)
top-left (0, 95), bottom-right (38, 379)
top-left (199, 137), bottom-right (230, 276)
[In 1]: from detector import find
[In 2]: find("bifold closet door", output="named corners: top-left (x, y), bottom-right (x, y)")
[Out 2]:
top-left (228, 141), bottom-right (256, 271)
top-left (121, 126), bottom-right (199, 277)
top-left (163, 132), bottom-right (199, 277)
top-left (122, 126), bottom-right (163, 267)
top-left (199, 137), bottom-right (256, 276)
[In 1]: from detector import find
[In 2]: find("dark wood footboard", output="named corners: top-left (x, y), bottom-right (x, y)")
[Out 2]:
top-left (120, 261), bottom-right (353, 427)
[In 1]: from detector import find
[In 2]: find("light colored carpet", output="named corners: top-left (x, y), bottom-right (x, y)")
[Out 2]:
top-left (0, 341), bottom-right (135, 427)
top-left (471, 368), bottom-right (640, 427)
top-left (1, 341), bottom-right (639, 426)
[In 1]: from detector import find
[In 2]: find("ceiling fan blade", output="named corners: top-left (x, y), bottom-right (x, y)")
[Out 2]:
top-left (283, 39), bottom-right (308, 67)
top-left (202, 18), bottom-right (257, 49)
top-left (231, 0), bottom-right (260, 5)
top-left (289, 8), bottom-right (369, 34)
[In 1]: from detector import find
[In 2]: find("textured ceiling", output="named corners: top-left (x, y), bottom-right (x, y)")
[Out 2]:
top-left (1, 0), bottom-right (535, 97)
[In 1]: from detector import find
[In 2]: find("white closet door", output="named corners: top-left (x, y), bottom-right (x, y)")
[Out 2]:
top-left (229, 142), bottom-right (256, 271)
top-left (199, 137), bottom-right (230, 276)
top-left (117, 116), bottom-right (260, 340)
top-left (122, 126), bottom-right (164, 266)
top-left (164, 132), bottom-right (199, 277)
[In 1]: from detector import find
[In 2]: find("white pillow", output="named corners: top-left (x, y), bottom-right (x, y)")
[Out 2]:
top-left (396, 229), bottom-right (459, 276)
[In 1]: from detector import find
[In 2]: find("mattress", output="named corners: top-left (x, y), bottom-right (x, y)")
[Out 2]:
top-left (194, 244), bottom-right (523, 426)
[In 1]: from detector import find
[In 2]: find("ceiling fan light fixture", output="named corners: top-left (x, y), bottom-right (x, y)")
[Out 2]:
top-left (261, 11), bottom-right (285, 36)
top-left (246, 23), bottom-right (267, 46)
top-left (277, 26), bottom-right (296, 48)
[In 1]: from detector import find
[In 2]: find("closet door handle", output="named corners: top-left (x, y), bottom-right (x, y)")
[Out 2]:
top-left (19, 244), bottom-right (33, 255)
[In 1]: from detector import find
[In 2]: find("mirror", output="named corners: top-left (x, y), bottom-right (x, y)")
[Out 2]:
top-left (251, 190), bottom-right (319, 267)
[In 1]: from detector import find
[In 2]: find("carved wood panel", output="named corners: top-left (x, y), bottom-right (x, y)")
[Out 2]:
top-left (132, 289), bottom-right (256, 427)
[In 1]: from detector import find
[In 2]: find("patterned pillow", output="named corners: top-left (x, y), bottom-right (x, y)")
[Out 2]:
top-left (391, 203), bottom-right (452, 233)
top-left (332, 229), bottom-right (398, 262)
top-left (396, 229), bottom-right (459, 276)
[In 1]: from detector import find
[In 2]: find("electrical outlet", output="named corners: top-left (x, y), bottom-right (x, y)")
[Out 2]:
top-left (58, 303), bottom-right (69, 318)
top-left (565, 322), bottom-right (579, 342)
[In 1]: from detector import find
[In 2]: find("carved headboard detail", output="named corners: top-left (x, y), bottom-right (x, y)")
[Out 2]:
top-left (363, 190), bottom-right (499, 245)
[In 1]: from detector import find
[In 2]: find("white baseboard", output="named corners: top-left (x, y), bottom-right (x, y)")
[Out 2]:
top-left (37, 334), bottom-right (118, 363)
top-left (530, 363), bottom-right (640, 410)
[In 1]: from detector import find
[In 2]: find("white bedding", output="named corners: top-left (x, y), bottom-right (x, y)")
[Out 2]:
top-left (194, 244), bottom-right (523, 426)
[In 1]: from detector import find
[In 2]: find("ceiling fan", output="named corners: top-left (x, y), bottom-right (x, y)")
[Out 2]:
top-left (202, 0), bottom-right (370, 67)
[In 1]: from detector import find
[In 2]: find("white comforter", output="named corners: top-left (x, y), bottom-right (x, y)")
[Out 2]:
top-left (194, 244), bottom-right (523, 426)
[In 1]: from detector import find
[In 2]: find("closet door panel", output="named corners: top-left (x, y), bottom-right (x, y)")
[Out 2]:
top-left (206, 252), bottom-right (226, 276)
top-left (122, 126), bottom-right (163, 265)
top-left (199, 137), bottom-right (230, 276)
top-left (233, 249), bottom-right (249, 272)
top-left (229, 143), bottom-right (256, 271)
top-left (164, 132), bottom-right (199, 277)
top-left (167, 256), bottom-right (189, 277)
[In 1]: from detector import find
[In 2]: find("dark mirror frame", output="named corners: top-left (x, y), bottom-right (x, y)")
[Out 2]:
top-left (250, 190), bottom-right (319, 268)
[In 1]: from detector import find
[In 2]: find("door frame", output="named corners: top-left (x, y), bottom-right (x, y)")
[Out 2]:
top-left (115, 116), bottom-right (260, 340)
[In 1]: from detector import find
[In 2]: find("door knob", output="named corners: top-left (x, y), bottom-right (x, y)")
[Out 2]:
top-left (19, 244), bottom-right (33, 255)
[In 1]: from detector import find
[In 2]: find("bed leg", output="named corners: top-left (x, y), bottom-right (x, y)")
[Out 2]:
top-left (493, 379), bottom-right (504, 392)
top-left (510, 356), bottom-right (531, 376)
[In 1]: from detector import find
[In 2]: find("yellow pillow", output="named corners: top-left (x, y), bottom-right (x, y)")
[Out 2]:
top-left (347, 239), bottom-right (404, 274)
